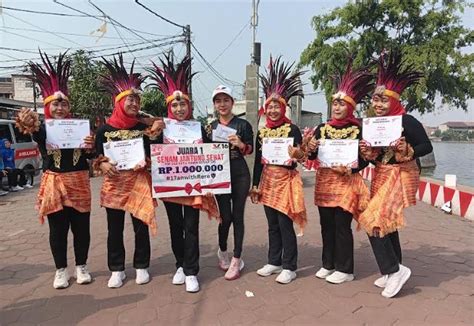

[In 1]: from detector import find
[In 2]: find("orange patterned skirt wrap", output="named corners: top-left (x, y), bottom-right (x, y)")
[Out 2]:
top-left (37, 170), bottom-right (91, 224)
top-left (358, 160), bottom-right (419, 237)
top-left (314, 168), bottom-right (369, 221)
top-left (101, 170), bottom-right (158, 235)
top-left (162, 196), bottom-right (220, 221)
top-left (259, 165), bottom-right (307, 228)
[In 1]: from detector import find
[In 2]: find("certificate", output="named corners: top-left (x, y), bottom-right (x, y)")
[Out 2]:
top-left (45, 119), bottom-right (90, 150)
top-left (362, 116), bottom-right (402, 147)
top-left (163, 118), bottom-right (202, 144)
top-left (212, 124), bottom-right (237, 142)
top-left (151, 143), bottom-right (231, 198)
top-left (317, 139), bottom-right (359, 168)
top-left (261, 137), bottom-right (294, 166)
top-left (103, 138), bottom-right (145, 171)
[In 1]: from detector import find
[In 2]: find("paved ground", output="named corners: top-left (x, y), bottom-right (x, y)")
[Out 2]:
top-left (0, 172), bottom-right (473, 325)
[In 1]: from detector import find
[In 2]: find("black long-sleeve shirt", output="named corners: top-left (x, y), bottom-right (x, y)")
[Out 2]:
top-left (374, 114), bottom-right (433, 165)
top-left (307, 122), bottom-right (369, 173)
top-left (33, 124), bottom-right (93, 173)
top-left (252, 123), bottom-right (302, 187)
top-left (207, 116), bottom-right (254, 160)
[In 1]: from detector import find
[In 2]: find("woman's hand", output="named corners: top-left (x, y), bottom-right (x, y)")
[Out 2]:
top-left (151, 118), bottom-right (165, 136)
top-left (205, 192), bottom-right (214, 198)
top-left (394, 136), bottom-right (408, 155)
top-left (249, 187), bottom-right (260, 204)
top-left (331, 165), bottom-right (351, 176)
top-left (83, 135), bottom-right (95, 148)
top-left (307, 137), bottom-right (319, 152)
top-left (100, 161), bottom-right (119, 177)
top-left (228, 135), bottom-right (245, 151)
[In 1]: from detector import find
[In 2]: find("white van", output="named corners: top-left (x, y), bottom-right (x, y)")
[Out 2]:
top-left (0, 119), bottom-right (42, 185)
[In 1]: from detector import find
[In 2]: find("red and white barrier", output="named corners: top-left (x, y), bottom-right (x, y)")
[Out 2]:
top-left (359, 166), bottom-right (474, 220)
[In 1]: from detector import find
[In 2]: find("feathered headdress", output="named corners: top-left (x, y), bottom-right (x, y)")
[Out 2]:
top-left (332, 60), bottom-right (374, 109)
top-left (260, 56), bottom-right (305, 108)
top-left (147, 52), bottom-right (195, 105)
top-left (28, 50), bottom-right (71, 106)
top-left (100, 53), bottom-right (145, 103)
top-left (374, 50), bottom-right (423, 100)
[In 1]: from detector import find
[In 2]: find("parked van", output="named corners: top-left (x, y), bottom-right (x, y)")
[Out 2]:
top-left (0, 119), bottom-right (42, 185)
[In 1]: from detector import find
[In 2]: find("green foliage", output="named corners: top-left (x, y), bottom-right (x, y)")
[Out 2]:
top-left (300, 0), bottom-right (474, 114)
top-left (434, 129), bottom-right (442, 137)
top-left (440, 129), bottom-right (473, 141)
top-left (68, 50), bottom-right (111, 127)
top-left (141, 88), bottom-right (167, 117)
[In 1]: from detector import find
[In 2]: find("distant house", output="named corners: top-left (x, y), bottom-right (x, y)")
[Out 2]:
top-left (0, 74), bottom-right (43, 120)
top-left (423, 125), bottom-right (438, 137)
top-left (438, 121), bottom-right (474, 132)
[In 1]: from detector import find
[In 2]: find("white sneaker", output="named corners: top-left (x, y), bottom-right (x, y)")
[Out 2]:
top-left (374, 275), bottom-right (388, 288)
top-left (23, 184), bottom-right (34, 189)
top-left (53, 268), bottom-right (70, 289)
top-left (256, 264), bottom-right (283, 277)
top-left (11, 185), bottom-right (23, 191)
top-left (75, 265), bottom-right (92, 284)
top-left (382, 265), bottom-right (411, 298)
top-left (0, 190), bottom-right (8, 196)
top-left (108, 271), bottom-right (126, 288)
top-left (185, 275), bottom-right (200, 293)
top-left (136, 269), bottom-right (150, 285)
top-left (217, 248), bottom-right (231, 271)
top-left (325, 271), bottom-right (354, 284)
top-left (315, 267), bottom-right (335, 279)
top-left (275, 269), bottom-right (297, 284)
top-left (172, 267), bottom-right (185, 285)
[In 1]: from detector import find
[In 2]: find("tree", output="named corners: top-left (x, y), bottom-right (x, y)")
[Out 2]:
top-left (300, 0), bottom-right (474, 115)
top-left (69, 50), bottom-right (111, 128)
top-left (140, 88), bottom-right (167, 117)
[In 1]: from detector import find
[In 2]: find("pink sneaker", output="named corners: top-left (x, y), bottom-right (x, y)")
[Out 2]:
top-left (224, 257), bottom-right (244, 280)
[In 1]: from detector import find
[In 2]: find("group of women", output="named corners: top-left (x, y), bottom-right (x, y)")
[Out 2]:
top-left (15, 49), bottom-right (432, 298)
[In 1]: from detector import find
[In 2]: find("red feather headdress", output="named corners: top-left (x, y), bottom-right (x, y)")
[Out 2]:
top-left (28, 50), bottom-right (71, 106)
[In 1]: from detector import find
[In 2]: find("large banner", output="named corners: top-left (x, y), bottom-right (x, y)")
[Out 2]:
top-left (151, 143), bottom-right (231, 198)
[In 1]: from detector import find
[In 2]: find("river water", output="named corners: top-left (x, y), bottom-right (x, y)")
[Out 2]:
top-left (422, 142), bottom-right (474, 187)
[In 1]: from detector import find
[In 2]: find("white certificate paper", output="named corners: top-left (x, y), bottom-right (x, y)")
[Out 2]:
top-left (261, 137), bottom-right (294, 166)
top-left (212, 124), bottom-right (237, 142)
top-left (103, 138), bottom-right (145, 171)
top-left (45, 119), bottom-right (90, 150)
top-left (317, 139), bottom-right (359, 168)
top-left (362, 116), bottom-right (402, 147)
top-left (163, 118), bottom-right (202, 144)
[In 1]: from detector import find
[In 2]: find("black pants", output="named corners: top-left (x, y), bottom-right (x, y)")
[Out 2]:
top-left (264, 205), bottom-right (297, 271)
top-left (106, 208), bottom-right (150, 271)
top-left (6, 168), bottom-right (26, 187)
top-left (368, 231), bottom-right (402, 275)
top-left (47, 206), bottom-right (90, 269)
top-left (318, 206), bottom-right (354, 274)
top-left (164, 202), bottom-right (200, 276)
top-left (217, 159), bottom-right (250, 258)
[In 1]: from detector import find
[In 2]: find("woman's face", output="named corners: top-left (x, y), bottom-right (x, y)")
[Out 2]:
top-left (213, 93), bottom-right (233, 118)
top-left (170, 99), bottom-right (190, 121)
top-left (50, 100), bottom-right (71, 119)
top-left (371, 95), bottom-right (391, 116)
top-left (331, 99), bottom-right (349, 120)
top-left (266, 100), bottom-right (283, 122)
top-left (123, 94), bottom-right (140, 117)
top-left (4, 140), bottom-right (11, 148)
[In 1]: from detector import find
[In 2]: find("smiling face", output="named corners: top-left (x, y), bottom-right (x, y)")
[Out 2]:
top-left (213, 93), bottom-right (234, 118)
top-left (371, 94), bottom-right (391, 116)
top-left (49, 99), bottom-right (71, 119)
top-left (170, 99), bottom-right (190, 121)
top-left (266, 100), bottom-right (284, 122)
top-left (123, 94), bottom-right (140, 117)
top-left (331, 99), bottom-right (349, 120)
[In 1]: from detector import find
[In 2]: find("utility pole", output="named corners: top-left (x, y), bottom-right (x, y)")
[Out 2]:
top-left (185, 24), bottom-right (192, 101)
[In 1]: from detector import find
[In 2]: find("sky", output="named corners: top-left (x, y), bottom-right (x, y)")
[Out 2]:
top-left (1, 0), bottom-right (473, 126)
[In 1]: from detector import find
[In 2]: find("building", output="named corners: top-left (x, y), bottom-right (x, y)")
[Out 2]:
top-left (438, 121), bottom-right (474, 132)
top-left (0, 74), bottom-right (43, 120)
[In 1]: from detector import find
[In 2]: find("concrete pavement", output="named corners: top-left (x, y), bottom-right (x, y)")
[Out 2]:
top-left (0, 173), bottom-right (473, 325)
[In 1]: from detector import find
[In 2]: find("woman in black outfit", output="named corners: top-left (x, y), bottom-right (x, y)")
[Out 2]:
top-left (207, 85), bottom-right (254, 280)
